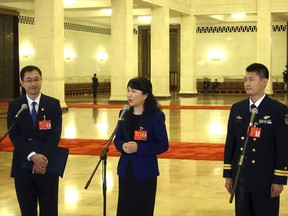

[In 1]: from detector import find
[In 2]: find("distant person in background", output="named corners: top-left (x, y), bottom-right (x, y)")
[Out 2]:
top-left (203, 77), bottom-right (210, 94)
top-left (212, 79), bottom-right (220, 94)
top-left (114, 77), bottom-right (169, 216)
top-left (92, 73), bottom-right (99, 98)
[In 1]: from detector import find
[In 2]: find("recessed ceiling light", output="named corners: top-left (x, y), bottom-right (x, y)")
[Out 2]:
top-left (138, 16), bottom-right (152, 22)
top-left (100, 9), bottom-right (112, 15)
top-left (64, 0), bottom-right (76, 5)
top-left (231, 13), bottom-right (246, 19)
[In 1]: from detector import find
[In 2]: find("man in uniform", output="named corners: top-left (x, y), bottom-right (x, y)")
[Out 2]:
top-left (223, 63), bottom-right (288, 216)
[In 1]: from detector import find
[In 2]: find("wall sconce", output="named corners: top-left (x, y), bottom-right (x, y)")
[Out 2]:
top-left (64, 48), bottom-right (76, 60)
top-left (96, 51), bottom-right (108, 62)
top-left (20, 46), bottom-right (34, 58)
top-left (208, 50), bottom-right (224, 61)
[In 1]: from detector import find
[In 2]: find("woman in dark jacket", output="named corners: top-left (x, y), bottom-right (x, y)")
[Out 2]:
top-left (114, 77), bottom-right (169, 216)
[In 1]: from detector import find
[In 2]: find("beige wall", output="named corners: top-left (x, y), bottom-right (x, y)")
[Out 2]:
top-left (18, 19), bottom-right (287, 84)
top-left (194, 22), bottom-right (287, 81)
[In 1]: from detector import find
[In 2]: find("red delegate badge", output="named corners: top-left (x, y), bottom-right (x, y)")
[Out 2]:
top-left (38, 120), bottom-right (52, 130)
top-left (249, 127), bottom-right (261, 138)
top-left (134, 130), bottom-right (147, 141)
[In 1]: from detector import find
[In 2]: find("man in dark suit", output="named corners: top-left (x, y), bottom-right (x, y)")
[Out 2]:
top-left (223, 63), bottom-right (288, 216)
top-left (7, 65), bottom-right (62, 216)
top-left (92, 73), bottom-right (99, 98)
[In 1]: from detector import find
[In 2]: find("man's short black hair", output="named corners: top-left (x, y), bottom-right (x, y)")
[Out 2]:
top-left (20, 65), bottom-right (42, 81)
top-left (246, 63), bottom-right (269, 80)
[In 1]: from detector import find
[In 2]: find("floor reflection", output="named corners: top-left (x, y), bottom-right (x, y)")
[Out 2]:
top-left (0, 94), bottom-right (287, 216)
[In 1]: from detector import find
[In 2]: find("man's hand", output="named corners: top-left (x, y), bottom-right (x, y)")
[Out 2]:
top-left (32, 164), bottom-right (46, 175)
top-left (271, 184), bottom-right (283, 198)
top-left (30, 154), bottom-right (48, 174)
top-left (225, 178), bottom-right (233, 194)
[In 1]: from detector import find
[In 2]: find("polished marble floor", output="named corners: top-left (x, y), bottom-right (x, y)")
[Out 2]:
top-left (0, 93), bottom-right (288, 216)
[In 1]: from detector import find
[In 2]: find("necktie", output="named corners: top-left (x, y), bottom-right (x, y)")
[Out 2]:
top-left (250, 104), bottom-right (257, 111)
top-left (31, 101), bottom-right (37, 127)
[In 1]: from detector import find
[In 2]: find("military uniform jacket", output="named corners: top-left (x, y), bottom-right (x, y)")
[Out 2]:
top-left (223, 95), bottom-right (288, 193)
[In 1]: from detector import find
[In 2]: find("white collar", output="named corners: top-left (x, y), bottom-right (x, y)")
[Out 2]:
top-left (249, 94), bottom-right (266, 107)
top-left (26, 93), bottom-right (41, 105)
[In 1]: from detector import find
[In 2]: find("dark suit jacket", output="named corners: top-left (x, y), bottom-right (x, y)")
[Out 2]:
top-left (114, 110), bottom-right (169, 180)
top-left (7, 94), bottom-right (62, 178)
top-left (223, 95), bottom-right (288, 193)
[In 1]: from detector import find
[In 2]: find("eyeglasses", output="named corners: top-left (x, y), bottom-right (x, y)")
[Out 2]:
top-left (23, 78), bottom-right (42, 84)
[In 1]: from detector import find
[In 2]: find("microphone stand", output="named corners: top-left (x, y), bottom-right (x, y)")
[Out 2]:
top-left (229, 124), bottom-right (254, 205)
top-left (0, 114), bottom-right (21, 144)
top-left (85, 118), bottom-right (121, 216)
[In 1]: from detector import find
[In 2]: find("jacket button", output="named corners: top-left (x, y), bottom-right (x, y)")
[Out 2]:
top-left (252, 160), bottom-right (255, 164)
top-left (252, 148), bottom-right (256, 152)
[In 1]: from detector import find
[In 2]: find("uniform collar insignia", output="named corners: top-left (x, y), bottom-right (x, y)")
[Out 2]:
top-left (236, 115), bottom-right (242, 120)
top-left (285, 114), bottom-right (288, 126)
top-left (263, 115), bottom-right (270, 119)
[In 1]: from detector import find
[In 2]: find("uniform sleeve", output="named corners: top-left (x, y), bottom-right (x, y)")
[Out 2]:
top-left (223, 105), bottom-right (237, 178)
top-left (273, 105), bottom-right (288, 184)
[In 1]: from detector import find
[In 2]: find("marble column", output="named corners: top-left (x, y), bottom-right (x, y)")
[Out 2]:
top-left (257, 0), bottom-right (273, 94)
top-left (34, 0), bottom-right (66, 107)
top-left (179, 14), bottom-right (197, 95)
top-left (150, 2), bottom-right (170, 97)
top-left (109, 0), bottom-right (135, 101)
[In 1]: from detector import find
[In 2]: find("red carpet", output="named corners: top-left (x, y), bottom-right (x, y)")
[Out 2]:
top-left (0, 103), bottom-right (226, 160)
top-left (0, 103), bottom-right (231, 110)
top-left (0, 137), bottom-right (224, 161)
top-left (67, 103), bottom-right (231, 110)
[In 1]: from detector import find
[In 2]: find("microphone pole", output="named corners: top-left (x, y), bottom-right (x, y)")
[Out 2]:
top-left (0, 117), bottom-right (18, 144)
top-left (0, 104), bottom-right (28, 144)
top-left (229, 107), bottom-right (258, 204)
top-left (84, 105), bottom-right (129, 216)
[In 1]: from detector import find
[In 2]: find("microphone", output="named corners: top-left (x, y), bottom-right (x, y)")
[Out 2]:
top-left (118, 105), bottom-right (130, 121)
top-left (249, 107), bottom-right (258, 126)
top-left (15, 104), bottom-right (28, 118)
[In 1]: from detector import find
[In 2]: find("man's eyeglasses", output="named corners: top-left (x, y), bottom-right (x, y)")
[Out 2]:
top-left (23, 78), bottom-right (42, 84)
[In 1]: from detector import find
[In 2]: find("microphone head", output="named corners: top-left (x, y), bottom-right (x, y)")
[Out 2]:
top-left (251, 107), bottom-right (258, 114)
top-left (22, 104), bottom-right (28, 110)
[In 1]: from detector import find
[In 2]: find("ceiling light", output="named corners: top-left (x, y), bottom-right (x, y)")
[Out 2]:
top-left (138, 16), bottom-right (152, 23)
top-left (100, 9), bottom-right (112, 15)
top-left (64, 0), bottom-right (76, 5)
top-left (231, 13), bottom-right (246, 19)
